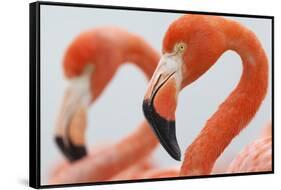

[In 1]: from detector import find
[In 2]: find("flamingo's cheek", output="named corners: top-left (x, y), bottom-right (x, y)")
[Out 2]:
top-left (153, 78), bottom-right (178, 121)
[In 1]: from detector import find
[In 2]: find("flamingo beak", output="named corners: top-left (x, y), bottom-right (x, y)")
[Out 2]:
top-left (55, 65), bottom-right (93, 162)
top-left (143, 54), bottom-right (183, 161)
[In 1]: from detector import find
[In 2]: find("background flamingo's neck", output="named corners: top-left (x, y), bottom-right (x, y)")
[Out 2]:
top-left (121, 35), bottom-right (159, 79)
top-left (180, 20), bottom-right (268, 176)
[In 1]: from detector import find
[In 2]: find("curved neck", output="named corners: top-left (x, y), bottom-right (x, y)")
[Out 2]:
top-left (181, 20), bottom-right (268, 175)
top-left (121, 35), bottom-right (159, 79)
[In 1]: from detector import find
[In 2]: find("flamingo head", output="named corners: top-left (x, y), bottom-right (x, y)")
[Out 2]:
top-left (55, 31), bottom-right (119, 161)
top-left (143, 15), bottom-right (227, 161)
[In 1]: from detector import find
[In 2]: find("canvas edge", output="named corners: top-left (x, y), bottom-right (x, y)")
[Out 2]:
top-left (29, 1), bottom-right (41, 189)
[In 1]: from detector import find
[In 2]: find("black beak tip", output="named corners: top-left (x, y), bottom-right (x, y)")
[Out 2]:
top-left (55, 136), bottom-right (87, 162)
top-left (169, 145), bottom-right (181, 161)
top-left (143, 99), bottom-right (181, 161)
top-left (156, 122), bottom-right (182, 161)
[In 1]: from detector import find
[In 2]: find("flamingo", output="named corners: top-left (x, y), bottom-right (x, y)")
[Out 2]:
top-left (227, 122), bottom-right (272, 173)
top-left (50, 27), bottom-right (160, 184)
top-left (142, 14), bottom-right (271, 176)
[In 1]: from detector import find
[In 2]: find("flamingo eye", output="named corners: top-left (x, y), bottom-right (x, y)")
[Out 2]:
top-left (174, 42), bottom-right (186, 54)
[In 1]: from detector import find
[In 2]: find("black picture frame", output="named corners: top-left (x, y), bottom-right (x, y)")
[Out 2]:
top-left (29, 1), bottom-right (274, 189)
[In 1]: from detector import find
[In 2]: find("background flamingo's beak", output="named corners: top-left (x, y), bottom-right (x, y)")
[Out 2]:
top-left (55, 65), bottom-right (93, 162)
top-left (143, 54), bottom-right (183, 161)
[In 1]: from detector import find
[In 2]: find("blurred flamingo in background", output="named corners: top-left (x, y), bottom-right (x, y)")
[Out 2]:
top-left (50, 27), bottom-right (161, 184)
top-left (143, 14), bottom-right (271, 176)
top-left (227, 122), bottom-right (272, 173)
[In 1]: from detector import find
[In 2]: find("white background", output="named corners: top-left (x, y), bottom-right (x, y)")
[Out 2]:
top-left (0, 0), bottom-right (279, 190)
top-left (39, 4), bottom-right (271, 184)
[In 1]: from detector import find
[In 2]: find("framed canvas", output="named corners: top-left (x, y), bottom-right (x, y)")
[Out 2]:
top-left (29, 1), bottom-right (274, 188)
